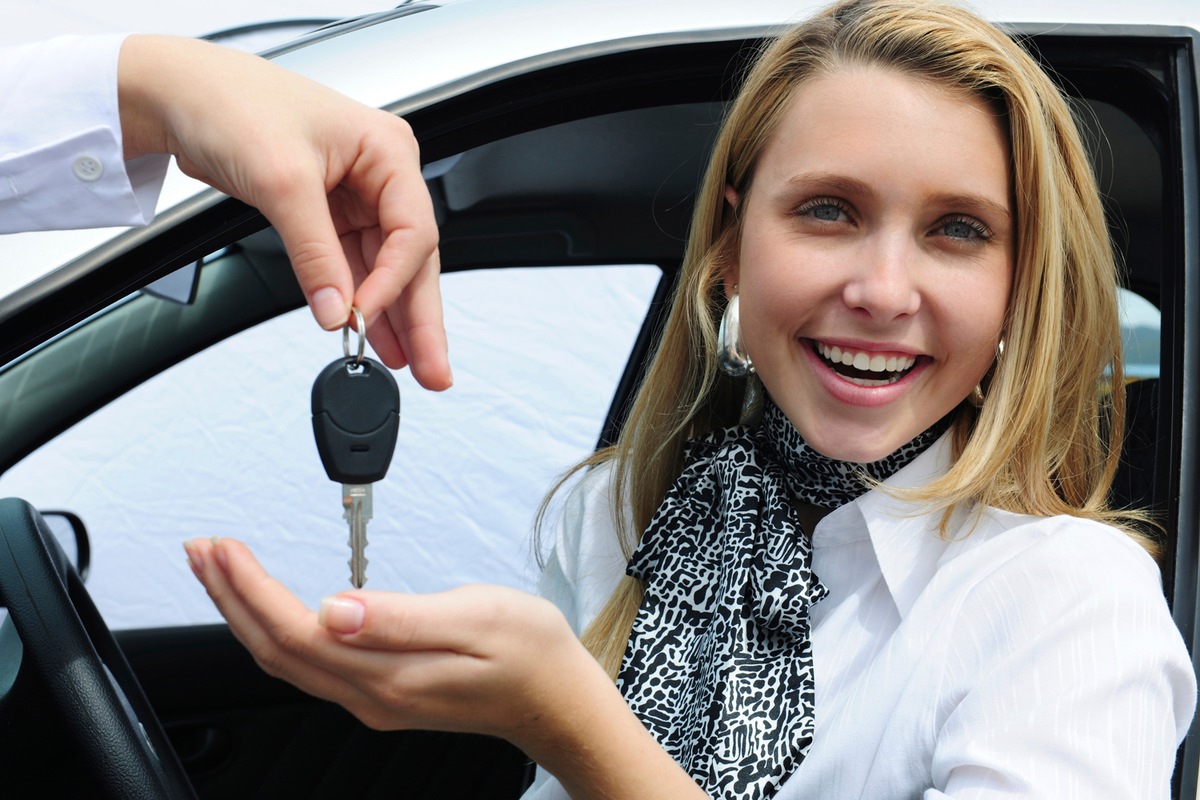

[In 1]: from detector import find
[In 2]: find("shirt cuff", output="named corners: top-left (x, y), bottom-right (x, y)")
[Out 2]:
top-left (0, 127), bottom-right (168, 233)
top-left (0, 34), bottom-right (169, 233)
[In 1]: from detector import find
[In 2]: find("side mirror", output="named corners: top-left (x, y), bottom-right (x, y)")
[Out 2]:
top-left (143, 260), bottom-right (201, 305)
top-left (38, 510), bottom-right (90, 582)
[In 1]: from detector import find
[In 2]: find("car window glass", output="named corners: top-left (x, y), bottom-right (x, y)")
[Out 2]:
top-left (1118, 288), bottom-right (1160, 380)
top-left (0, 265), bottom-right (659, 629)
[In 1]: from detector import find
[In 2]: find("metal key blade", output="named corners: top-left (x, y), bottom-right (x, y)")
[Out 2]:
top-left (342, 484), bottom-right (373, 588)
top-left (313, 346), bottom-right (397, 590)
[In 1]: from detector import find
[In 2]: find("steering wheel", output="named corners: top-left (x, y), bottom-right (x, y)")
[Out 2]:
top-left (0, 498), bottom-right (196, 799)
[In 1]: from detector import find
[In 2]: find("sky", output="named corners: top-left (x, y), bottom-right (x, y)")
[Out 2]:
top-left (6, 1), bottom-right (395, 46)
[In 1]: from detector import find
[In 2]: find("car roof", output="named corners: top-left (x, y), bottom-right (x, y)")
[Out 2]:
top-left (0, 0), bottom-right (1196, 302)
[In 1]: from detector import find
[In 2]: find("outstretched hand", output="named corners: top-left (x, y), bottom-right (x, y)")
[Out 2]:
top-left (117, 35), bottom-right (450, 388)
top-left (183, 537), bottom-right (705, 799)
top-left (184, 536), bottom-right (598, 743)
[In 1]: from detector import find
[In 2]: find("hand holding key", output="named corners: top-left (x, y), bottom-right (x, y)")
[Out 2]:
top-left (312, 309), bottom-right (400, 588)
top-left (119, 36), bottom-right (450, 387)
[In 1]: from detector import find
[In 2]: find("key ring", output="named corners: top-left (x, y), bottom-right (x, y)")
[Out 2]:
top-left (342, 307), bottom-right (365, 365)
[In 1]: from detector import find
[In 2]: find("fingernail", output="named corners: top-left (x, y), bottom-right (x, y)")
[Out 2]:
top-left (310, 287), bottom-right (347, 330)
top-left (319, 596), bottom-right (365, 634)
top-left (183, 542), bottom-right (202, 576)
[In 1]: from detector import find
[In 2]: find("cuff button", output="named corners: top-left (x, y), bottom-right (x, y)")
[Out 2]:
top-left (72, 155), bottom-right (104, 182)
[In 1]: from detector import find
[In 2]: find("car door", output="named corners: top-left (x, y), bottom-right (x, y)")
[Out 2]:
top-left (0, 12), bottom-right (1196, 800)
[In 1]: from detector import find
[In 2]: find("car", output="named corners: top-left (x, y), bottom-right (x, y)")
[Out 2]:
top-left (0, 0), bottom-right (1196, 796)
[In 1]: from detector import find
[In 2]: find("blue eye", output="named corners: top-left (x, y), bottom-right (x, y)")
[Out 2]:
top-left (795, 197), bottom-right (850, 222)
top-left (939, 216), bottom-right (991, 242)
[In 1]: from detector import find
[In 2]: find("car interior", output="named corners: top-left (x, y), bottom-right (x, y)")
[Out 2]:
top-left (0, 22), bottom-right (1196, 799)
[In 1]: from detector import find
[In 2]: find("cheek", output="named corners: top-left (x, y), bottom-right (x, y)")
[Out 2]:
top-left (946, 274), bottom-right (1010, 379)
top-left (735, 240), bottom-right (833, 330)
top-left (737, 272), bottom-right (820, 359)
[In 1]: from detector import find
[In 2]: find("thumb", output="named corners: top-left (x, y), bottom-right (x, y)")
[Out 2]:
top-left (317, 590), bottom-right (470, 651)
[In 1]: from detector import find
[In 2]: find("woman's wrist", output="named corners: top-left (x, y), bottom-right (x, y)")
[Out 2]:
top-left (116, 35), bottom-right (270, 162)
top-left (116, 35), bottom-right (179, 161)
top-left (516, 648), bottom-right (706, 800)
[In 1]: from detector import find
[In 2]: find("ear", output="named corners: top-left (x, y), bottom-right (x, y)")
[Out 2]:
top-left (720, 185), bottom-right (742, 298)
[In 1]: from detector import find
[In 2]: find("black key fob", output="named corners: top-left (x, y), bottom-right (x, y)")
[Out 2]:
top-left (311, 356), bottom-right (400, 484)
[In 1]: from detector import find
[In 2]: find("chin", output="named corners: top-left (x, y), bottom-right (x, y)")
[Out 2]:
top-left (797, 424), bottom-right (912, 465)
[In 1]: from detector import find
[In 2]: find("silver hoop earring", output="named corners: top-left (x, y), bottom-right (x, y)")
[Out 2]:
top-left (970, 338), bottom-right (1005, 408)
top-left (969, 384), bottom-right (985, 408)
top-left (717, 292), bottom-right (755, 377)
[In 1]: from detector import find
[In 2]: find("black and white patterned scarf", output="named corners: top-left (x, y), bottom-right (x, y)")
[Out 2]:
top-left (617, 398), bottom-right (946, 800)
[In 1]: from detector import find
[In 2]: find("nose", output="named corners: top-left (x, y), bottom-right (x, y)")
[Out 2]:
top-left (841, 234), bottom-right (922, 320)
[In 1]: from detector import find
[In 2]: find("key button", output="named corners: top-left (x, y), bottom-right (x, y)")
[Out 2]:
top-left (72, 155), bottom-right (104, 182)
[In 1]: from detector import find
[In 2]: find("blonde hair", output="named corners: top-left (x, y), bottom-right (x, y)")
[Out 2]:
top-left (551, 0), bottom-right (1145, 677)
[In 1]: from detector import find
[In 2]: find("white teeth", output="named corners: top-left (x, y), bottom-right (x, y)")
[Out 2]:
top-left (816, 341), bottom-right (916, 374)
top-left (844, 375), bottom-right (895, 387)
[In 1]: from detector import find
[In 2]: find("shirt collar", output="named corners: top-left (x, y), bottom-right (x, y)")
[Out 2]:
top-left (814, 432), bottom-right (958, 619)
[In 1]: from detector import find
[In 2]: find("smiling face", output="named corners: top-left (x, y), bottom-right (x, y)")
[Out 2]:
top-left (726, 66), bottom-right (1013, 463)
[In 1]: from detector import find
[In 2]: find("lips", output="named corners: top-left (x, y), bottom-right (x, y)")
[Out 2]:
top-left (813, 341), bottom-right (920, 387)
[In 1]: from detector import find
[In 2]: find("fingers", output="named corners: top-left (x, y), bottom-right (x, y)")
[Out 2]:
top-left (347, 140), bottom-right (451, 388)
top-left (187, 538), bottom-right (480, 676)
top-left (370, 249), bottom-right (452, 389)
top-left (349, 159), bottom-right (438, 327)
top-left (258, 178), bottom-right (355, 331)
top-left (276, 180), bottom-right (450, 385)
top-left (338, 227), bottom-right (450, 385)
top-left (184, 538), bottom-right (507, 733)
top-left (184, 538), bottom-right (595, 740)
top-left (184, 537), bottom-right (373, 708)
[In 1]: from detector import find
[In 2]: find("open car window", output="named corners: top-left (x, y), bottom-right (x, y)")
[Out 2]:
top-left (0, 263), bottom-right (660, 629)
top-left (1120, 287), bottom-right (1161, 381)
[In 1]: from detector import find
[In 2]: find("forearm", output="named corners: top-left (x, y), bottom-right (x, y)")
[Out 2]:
top-left (552, 719), bottom-right (708, 800)
top-left (116, 35), bottom-right (167, 161)
top-left (517, 653), bottom-right (707, 800)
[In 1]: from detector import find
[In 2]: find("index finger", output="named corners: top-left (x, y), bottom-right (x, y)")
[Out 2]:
top-left (256, 172), bottom-right (355, 331)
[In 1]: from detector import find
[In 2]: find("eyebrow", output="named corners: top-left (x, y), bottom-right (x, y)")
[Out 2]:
top-left (783, 172), bottom-right (1012, 222)
top-left (932, 192), bottom-right (1012, 223)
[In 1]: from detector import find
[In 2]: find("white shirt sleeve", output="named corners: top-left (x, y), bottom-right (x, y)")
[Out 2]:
top-left (0, 35), bottom-right (169, 233)
top-left (927, 520), bottom-right (1194, 799)
top-left (537, 463), bottom-right (630, 636)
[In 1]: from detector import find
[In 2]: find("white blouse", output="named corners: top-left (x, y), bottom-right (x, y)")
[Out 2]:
top-left (525, 435), bottom-right (1196, 799)
top-left (0, 35), bottom-right (167, 233)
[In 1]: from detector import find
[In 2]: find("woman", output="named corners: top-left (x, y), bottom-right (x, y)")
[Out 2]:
top-left (187, 1), bottom-right (1196, 797)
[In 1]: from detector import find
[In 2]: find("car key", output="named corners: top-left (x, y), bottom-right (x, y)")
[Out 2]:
top-left (311, 309), bottom-right (400, 588)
